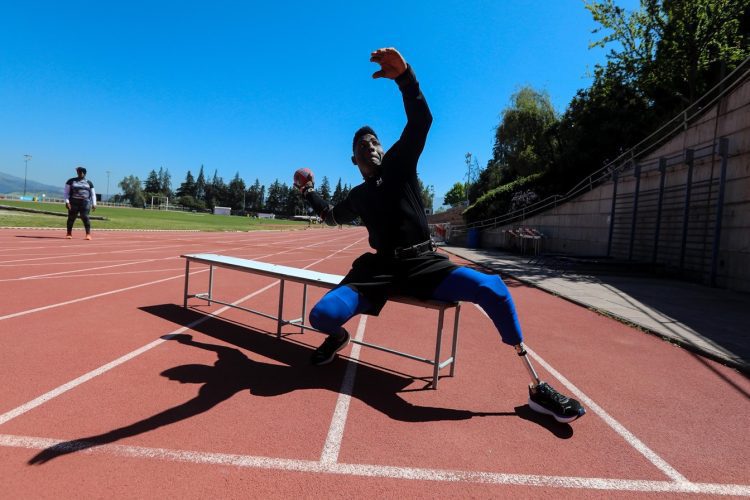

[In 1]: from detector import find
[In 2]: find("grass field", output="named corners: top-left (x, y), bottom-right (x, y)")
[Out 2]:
top-left (0, 200), bottom-right (309, 231)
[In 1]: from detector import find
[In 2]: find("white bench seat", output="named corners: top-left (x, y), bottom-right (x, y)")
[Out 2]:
top-left (181, 253), bottom-right (461, 388)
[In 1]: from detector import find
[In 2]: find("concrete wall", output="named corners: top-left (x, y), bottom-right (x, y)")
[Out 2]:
top-left (480, 187), bottom-right (613, 256)
top-left (468, 76), bottom-right (750, 292)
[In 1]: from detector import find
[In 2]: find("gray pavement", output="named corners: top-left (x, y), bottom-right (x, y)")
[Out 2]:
top-left (441, 245), bottom-right (750, 375)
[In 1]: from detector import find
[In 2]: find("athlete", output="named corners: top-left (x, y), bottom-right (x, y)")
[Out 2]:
top-left (64, 166), bottom-right (97, 240)
top-left (294, 48), bottom-right (585, 423)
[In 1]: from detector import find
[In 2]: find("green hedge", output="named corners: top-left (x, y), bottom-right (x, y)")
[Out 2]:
top-left (462, 172), bottom-right (546, 223)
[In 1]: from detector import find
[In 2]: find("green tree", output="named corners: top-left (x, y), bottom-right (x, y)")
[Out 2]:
top-left (246, 179), bottom-right (264, 212)
top-left (587, 0), bottom-right (749, 108)
top-left (195, 165), bottom-right (206, 202)
top-left (554, 76), bottom-right (651, 188)
top-left (319, 176), bottom-right (331, 201)
top-left (492, 86), bottom-right (558, 181)
top-left (144, 170), bottom-right (160, 194)
top-left (176, 170), bottom-right (196, 198)
top-left (158, 167), bottom-right (172, 198)
top-left (228, 172), bottom-right (246, 211)
top-left (265, 180), bottom-right (285, 214)
top-left (648, 0), bottom-right (750, 115)
top-left (331, 178), bottom-right (344, 204)
top-left (417, 178), bottom-right (434, 213)
top-left (443, 182), bottom-right (466, 206)
top-left (204, 170), bottom-right (228, 209)
top-left (118, 175), bottom-right (145, 208)
top-left (283, 183), bottom-right (302, 216)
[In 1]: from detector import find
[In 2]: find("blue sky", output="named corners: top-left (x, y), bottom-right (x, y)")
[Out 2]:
top-left (0, 0), bottom-right (639, 205)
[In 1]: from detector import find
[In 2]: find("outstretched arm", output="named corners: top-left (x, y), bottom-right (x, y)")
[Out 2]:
top-left (371, 48), bottom-right (432, 167)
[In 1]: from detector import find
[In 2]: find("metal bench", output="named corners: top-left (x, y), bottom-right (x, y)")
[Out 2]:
top-left (181, 253), bottom-right (461, 388)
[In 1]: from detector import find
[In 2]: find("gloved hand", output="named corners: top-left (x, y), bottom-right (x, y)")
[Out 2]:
top-left (293, 167), bottom-right (315, 194)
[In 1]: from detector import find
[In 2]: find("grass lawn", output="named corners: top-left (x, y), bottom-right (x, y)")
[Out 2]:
top-left (0, 200), bottom-right (309, 231)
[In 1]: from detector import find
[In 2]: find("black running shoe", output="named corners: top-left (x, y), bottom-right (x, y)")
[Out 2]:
top-left (311, 329), bottom-right (350, 366)
top-left (528, 382), bottom-right (586, 423)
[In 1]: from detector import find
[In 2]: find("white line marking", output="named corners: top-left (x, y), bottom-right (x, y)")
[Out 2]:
top-left (525, 345), bottom-right (690, 483)
top-left (3, 434), bottom-right (747, 495)
top-left (2, 233), bottom-right (743, 493)
top-left (0, 234), bottom-right (356, 321)
top-left (0, 282), bottom-right (278, 426)
top-left (0, 271), bottom-right (194, 322)
top-left (320, 316), bottom-right (367, 464)
top-left (13, 259), bottom-right (159, 281)
top-left (473, 304), bottom-right (689, 483)
top-left (15, 268), bottom-right (187, 280)
top-left (0, 234), bottom-right (368, 424)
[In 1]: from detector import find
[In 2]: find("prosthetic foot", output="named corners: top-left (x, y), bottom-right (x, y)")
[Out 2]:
top-left (515, 343), bottom-right (586, 423)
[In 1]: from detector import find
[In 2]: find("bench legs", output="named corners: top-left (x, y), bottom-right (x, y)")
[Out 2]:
top-left (207, 265), bottom-right (214, 305)
top-left (276, 279), bottom-right (285, 338)
top-left (430, 304), bottom-right (461, 389)
top-left (181, 260), bottom-right (215, 307)
top-left (432, 309), bottom-right (446, 389)
top-left (183, 260), bottom-right (190, 308)
top-left (180, 258), bottom-right (462, 390)
top-left (449, 303), bottom-right (461, 377)
top-left (301, 284), bottom-right (308, 334)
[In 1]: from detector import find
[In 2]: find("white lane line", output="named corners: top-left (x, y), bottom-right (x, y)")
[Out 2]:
top-left (12, 268), bottom-right (187, 280)
top-left (0, 234), bottom-right (367, 423)
top-left (0, 281), bottom-right (278, 426)
top-left (0, 272), bottom-right (193, 322)
top-left (473, 304), bottom-right (689, 483)
top-left (12, 259), bottom-right (159, 281)
top-left (0, 234), bottom-right (355, 322)
top-left (3, 433), bottom-right (747, 495)
top-left (320, 316), bottom-right (367, 464)
top-left (525, 345), bottom-right (690, 483)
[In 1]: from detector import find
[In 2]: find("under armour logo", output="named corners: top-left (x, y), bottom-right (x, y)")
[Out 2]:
top-left (376, 177), bottom-right (383, 187)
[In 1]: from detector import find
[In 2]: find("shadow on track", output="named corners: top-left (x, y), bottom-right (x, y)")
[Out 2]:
top-left (14, 235), bottom-right (69, 239)
top-left (27, 303), bottom-right (572, 465)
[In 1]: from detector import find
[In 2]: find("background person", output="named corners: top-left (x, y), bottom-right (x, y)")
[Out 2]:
top-left (64, 166), bottom-right (96, 240)
top-left (294, 47), bottom-right (585, 423)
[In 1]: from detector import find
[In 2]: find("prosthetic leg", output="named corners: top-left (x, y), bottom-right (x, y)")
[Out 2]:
top-left (515, 342), bottom-right (586, 423)
top-left (514, 342), bottom-right (541, 386)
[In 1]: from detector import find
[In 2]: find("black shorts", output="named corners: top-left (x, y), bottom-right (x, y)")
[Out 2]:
top-left (340, 251), bottom-right (458, 315)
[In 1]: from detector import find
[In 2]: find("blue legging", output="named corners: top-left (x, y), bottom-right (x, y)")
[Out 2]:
top-left (308, 267), bottom-right (523, 345)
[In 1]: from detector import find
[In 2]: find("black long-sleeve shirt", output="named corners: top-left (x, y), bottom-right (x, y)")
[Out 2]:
top-left (305, 65), bottom-right (432, 254)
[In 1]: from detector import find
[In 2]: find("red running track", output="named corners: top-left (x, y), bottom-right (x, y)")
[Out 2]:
top-left (0, 227), bottom-right (748, 498)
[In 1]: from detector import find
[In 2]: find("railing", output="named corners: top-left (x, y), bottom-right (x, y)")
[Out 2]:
top-left (451, 54), bottom-right (750, 233)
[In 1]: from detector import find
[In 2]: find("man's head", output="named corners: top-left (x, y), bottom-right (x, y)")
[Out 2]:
top-left (76, 166), bottom-right (87, 177)
top-left (352, 126), bottom-right (383, 179)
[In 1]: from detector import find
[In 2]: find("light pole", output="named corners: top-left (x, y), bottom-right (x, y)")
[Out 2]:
top-left (464, 152), bottom-right (472, 205)
top-left (23, 154), bottom-right (32, 197)
top-left (106, 170), bottom-right (111, 203)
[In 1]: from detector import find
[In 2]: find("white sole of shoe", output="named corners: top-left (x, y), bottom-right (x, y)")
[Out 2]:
top-left (528, 398), bottom-right (585, 423)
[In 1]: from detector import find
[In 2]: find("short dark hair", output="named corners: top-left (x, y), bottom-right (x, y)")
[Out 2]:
top-left (352, 126), bottom-right (378, 152)
top-left (76, 166), bottom-right (87, 175)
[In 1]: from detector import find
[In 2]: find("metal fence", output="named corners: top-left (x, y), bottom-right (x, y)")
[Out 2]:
top-left (606, 139), bottom-right (730, 285)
